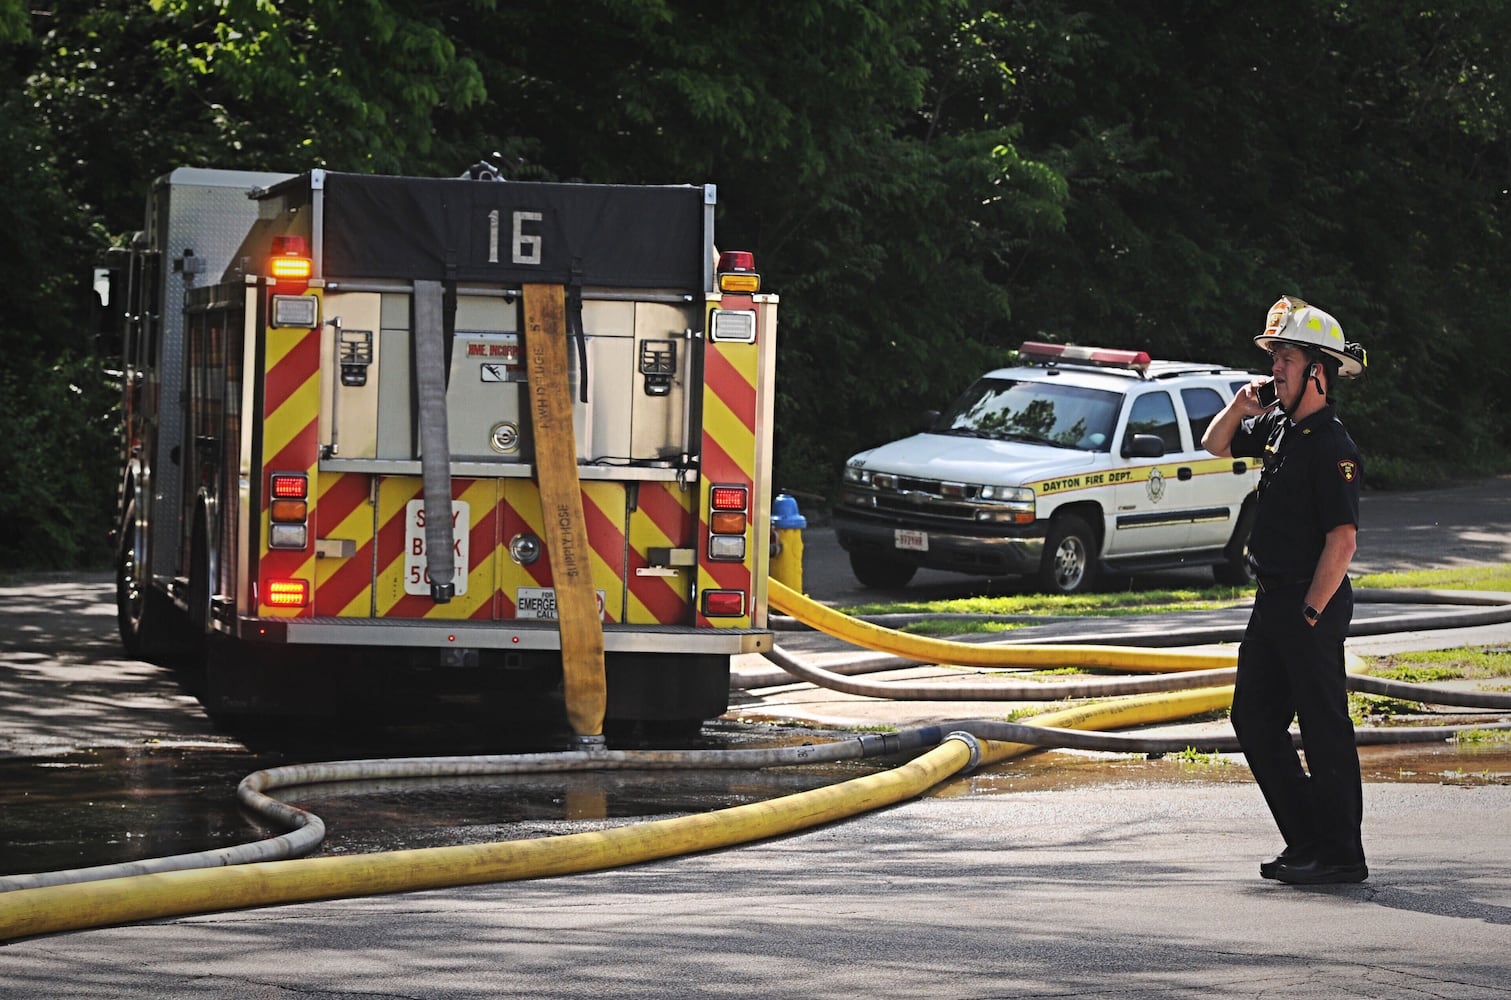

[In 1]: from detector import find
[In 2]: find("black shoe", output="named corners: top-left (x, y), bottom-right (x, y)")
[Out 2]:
top-left (1259, 848), bottom-right (1308, 880)
top-left (1272, 858), bottom-right (1369, 885)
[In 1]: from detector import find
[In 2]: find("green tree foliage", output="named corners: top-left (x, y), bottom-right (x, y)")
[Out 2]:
top-left (1, 1), bottom-right (1508, 570)
top-left (0, 3), bottom-right (118, 570)
top-left (145, 0), bottom-right (487, 172)
top-left (0, 0), bottom-right (27, 43)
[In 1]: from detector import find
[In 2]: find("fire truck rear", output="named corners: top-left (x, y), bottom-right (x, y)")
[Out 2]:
top-left (105, 166), bottom-right (778, 736)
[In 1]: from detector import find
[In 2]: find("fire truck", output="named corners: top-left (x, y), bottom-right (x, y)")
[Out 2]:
top-left (104, 166), bottom-right (778, 736)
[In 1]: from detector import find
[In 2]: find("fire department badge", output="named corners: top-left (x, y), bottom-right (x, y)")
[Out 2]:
top-left (1146, 467), bottom-right (1166, 503)
top-left (1337, 460), bottom-right (1358, 482)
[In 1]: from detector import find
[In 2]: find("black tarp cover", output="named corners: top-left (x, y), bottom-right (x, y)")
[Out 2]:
top-left (308, 173), bottom-right (707, 289)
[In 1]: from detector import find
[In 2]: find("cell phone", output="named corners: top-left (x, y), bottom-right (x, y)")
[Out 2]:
top-left (1254, 379), bottom-right (1278, 407)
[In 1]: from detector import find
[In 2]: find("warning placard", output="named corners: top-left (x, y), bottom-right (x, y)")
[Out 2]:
top-left (404, 499), bottom-right (470, 596)
top-left (516, 587), bottom-right (606, 621)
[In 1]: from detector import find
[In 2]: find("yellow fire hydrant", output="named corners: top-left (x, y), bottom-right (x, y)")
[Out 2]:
top-left (769, 493), bottom-right (807, 592)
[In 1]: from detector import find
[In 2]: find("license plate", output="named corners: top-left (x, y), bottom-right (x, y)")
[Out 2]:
top-left (516, 587), bottom-right (606, 620)
top-left (894, 529), bottom-right (928, 552)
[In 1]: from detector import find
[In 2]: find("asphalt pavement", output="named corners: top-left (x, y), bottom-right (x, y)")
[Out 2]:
top-left (2, 476), bottom-right (1510, 998)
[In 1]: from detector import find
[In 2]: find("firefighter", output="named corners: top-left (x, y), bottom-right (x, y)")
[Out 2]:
top-left (1202, 295), bottom-right (1370, 885)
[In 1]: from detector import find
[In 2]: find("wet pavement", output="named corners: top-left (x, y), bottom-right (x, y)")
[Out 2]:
top-left (0, 725), bottom-right (892, 879)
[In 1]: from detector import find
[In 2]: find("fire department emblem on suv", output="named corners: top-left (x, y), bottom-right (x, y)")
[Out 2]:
top-left (1146, 467), bottom-right (1166, 503)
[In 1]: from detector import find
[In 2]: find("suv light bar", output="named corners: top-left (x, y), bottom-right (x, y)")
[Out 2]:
top-left (1019, 341), bottom-right (1151, 373)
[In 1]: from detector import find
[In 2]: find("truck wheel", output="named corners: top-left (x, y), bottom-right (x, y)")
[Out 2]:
top-left (187, 501), bottom-right (215, 640)
top-left (117, 495), bottom-right (196, 667)
top-left (115, 497), bottom-right (184, 662)
top-left (848, 552), bottom-right (917, 589)
top-left (115, 499), bottom-right (149, 658)
top-left (1039, 514), bottom-right (1098, 595)
top-left (1214, 502), bottom-right (1257, 586)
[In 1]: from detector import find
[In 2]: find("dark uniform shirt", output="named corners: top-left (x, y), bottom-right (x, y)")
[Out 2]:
top-left (1230, 403), bottom-right (1362, 578)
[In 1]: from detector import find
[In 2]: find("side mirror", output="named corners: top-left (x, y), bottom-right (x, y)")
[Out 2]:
top-left (1122, 433), bottom-right (1165, 459)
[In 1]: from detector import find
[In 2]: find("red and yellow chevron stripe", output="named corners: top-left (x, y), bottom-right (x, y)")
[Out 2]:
top-left (305, 474), bottom-right (698, 626)
top-left (255, 295), bottom-right (321, 619)
top-left (696, 303), bottom-right (761, 628)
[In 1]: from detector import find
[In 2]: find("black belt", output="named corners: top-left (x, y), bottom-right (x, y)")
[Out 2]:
top-left (1255, 575), bottom-right (1311, 593)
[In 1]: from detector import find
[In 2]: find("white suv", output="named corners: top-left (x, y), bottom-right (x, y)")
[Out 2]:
top-left (833, 342), bottom-right (1261, 594)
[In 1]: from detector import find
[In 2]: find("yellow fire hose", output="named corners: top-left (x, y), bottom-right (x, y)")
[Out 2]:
top-left (768, 578), bottom-right (1236, 672)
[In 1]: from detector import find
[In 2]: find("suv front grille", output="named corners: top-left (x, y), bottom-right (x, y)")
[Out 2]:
top-left (843, 478), bottom-right (997, 524)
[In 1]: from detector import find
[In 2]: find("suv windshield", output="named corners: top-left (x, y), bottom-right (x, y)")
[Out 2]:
top-left (935, 377), bottom-right (1121, 452)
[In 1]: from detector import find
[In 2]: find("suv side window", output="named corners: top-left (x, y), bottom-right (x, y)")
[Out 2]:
top-left (1126, 391), bottom-right (1181, 453)
top-left (1180, 386), bottom-right (1225, 447)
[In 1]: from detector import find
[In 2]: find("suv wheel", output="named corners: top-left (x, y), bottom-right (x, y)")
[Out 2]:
top-left (1039, 514), bottom-right (1098, 595)
top-left (849, 552), bottom-right (918, 589)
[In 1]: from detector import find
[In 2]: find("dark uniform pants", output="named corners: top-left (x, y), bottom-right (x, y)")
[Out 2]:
top-left (1231, 578), bottom-right (1365, 865)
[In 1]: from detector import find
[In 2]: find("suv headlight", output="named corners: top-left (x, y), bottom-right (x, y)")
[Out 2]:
top-left (843, 463), bottom-right (873, 487)
top-left (976, 486), bottom-right (1036, 524)
top-left (980, 485), bottom-right (1033, 503)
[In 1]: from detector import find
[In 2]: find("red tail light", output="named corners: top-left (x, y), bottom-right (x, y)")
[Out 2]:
top-left (710, 485), bottom-right (748, 511)
top-left (264, 579), bottom-right (310, 607)
top-left (270, 472), bottom-right (308, 499)
top-left (701, 590), bottom-right (746, 617)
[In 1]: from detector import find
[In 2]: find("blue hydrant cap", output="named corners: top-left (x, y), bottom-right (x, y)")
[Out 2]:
top-left (771, 493), bottom-right (807, 529)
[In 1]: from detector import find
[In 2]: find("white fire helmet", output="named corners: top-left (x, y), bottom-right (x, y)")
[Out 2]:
top-left (1254, 295), bottom-right (1367, 378)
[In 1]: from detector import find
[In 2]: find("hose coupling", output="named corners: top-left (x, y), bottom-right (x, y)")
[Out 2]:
top-left (855, 732), bottom-right (901, 757)
top-left (944, 730), bottom-right (983, 773)
top-left (571, 733), bottom-right (608, 751)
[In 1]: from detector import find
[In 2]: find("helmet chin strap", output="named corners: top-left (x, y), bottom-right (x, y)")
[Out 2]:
top-left (1308, 363), bottom-right (1328, 399)
top-left (1277, 364), bottom-right (1327, 417)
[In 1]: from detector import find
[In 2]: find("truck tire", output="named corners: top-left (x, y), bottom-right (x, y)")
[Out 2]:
top-left (1039, 514), bottom-right (1098, 595)
top-left (115, 499), bottom-right (149, 658)
top-left (848, 552), bottom-right (918, 589)
top-left (187, 500), bottom-right (216, 640)
top-left (1214, 501), bottom-right (1258, 586)
top-left (115, 498), bottom-right (183, 662)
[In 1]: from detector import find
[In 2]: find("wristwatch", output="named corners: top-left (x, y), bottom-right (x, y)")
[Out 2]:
top-left (1303, 604), bottom-right (1321, 625)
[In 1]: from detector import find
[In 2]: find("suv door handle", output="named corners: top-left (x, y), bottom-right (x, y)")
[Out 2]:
top-left (1177, 467), bottom-right (1193, 481)
top-left (1232, 460), bottom-right (1248, 474)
